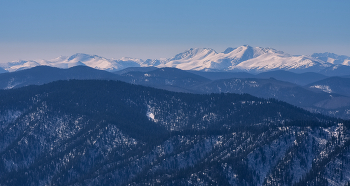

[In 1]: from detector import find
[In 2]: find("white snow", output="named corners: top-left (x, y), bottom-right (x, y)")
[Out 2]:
top-left (0, 45), bottom-right (345, 73)
top-left (147, 112), bottom-right (155, 121)
top-left (156, 46), bottom-right (331, 72)
top-left (0, 53), bottom-right (143, 72)
top-left (5, 78), bottom-right (22, 89)
top-left (146, 105), bottom-right (157, 122)
top-left (343, 59), bottom-right (350, 66)
top-left (309, 85), bottom-right (332, 93)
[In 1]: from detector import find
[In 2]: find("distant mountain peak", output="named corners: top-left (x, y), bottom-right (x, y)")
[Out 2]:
top-left (234, 45), bottom-right (256, 58)
top-left (312, 52), bottom-right (349, 58)
top-left (1, 45), bottom-right (349, 74)
top-left (171, 48), bottom-right (217, 61)
top-left (67, 53), bottom-right (101, 61)
top-left (223, 47), bottom-right (236, 54)
top-left (239, 44), bottom-right (253, 48)
top-left (312, 52), bottom-right (350, 65)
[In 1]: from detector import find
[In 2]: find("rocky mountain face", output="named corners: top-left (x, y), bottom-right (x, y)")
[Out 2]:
top-left (1, 46), bottom-right (349, 74)
top-left (1, 80), bottom-right (350, 186)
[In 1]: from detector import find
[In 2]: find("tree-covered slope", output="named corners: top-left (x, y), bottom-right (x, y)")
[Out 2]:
top-left (0, 80), bottom-right (349, 185)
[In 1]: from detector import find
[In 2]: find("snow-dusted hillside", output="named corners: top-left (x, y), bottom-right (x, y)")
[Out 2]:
top-left (0, 46), bottom-right (348, 73)
top-left (1, 79), bottom-right (350, 185)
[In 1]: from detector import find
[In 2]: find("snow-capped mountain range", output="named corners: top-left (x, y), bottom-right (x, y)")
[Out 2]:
top-left (1, 45), bottom-right (349, 73)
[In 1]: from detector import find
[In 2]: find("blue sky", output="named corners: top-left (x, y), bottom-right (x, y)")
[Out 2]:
top-left (1, 0), bottom-right (349, 62)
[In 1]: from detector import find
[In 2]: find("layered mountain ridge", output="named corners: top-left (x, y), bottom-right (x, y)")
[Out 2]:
top-left (1, 45), bottom-right (349, 74)
top-left (3, 65), bottom-right (350, 120)
top-left (2, 45), bottom-right (350, 186)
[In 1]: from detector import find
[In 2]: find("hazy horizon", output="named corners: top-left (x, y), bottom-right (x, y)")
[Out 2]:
top-left (1, 1), bottom-right (349, 63)
top-left (1, 43), bottom-right (350, 63)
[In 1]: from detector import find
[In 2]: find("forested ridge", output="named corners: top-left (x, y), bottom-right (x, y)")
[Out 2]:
top-left (0, 80), bottom-right (349, 185)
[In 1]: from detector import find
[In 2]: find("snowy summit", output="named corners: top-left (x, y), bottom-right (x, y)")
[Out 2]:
top-left (0, 45), bottom-right (348, 73)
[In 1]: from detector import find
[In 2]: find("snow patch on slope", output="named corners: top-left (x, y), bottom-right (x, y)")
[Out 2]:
top-left (147, 105), bottom-right (157, 122)
top-left (310, 85), bottom-right (332, 93)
